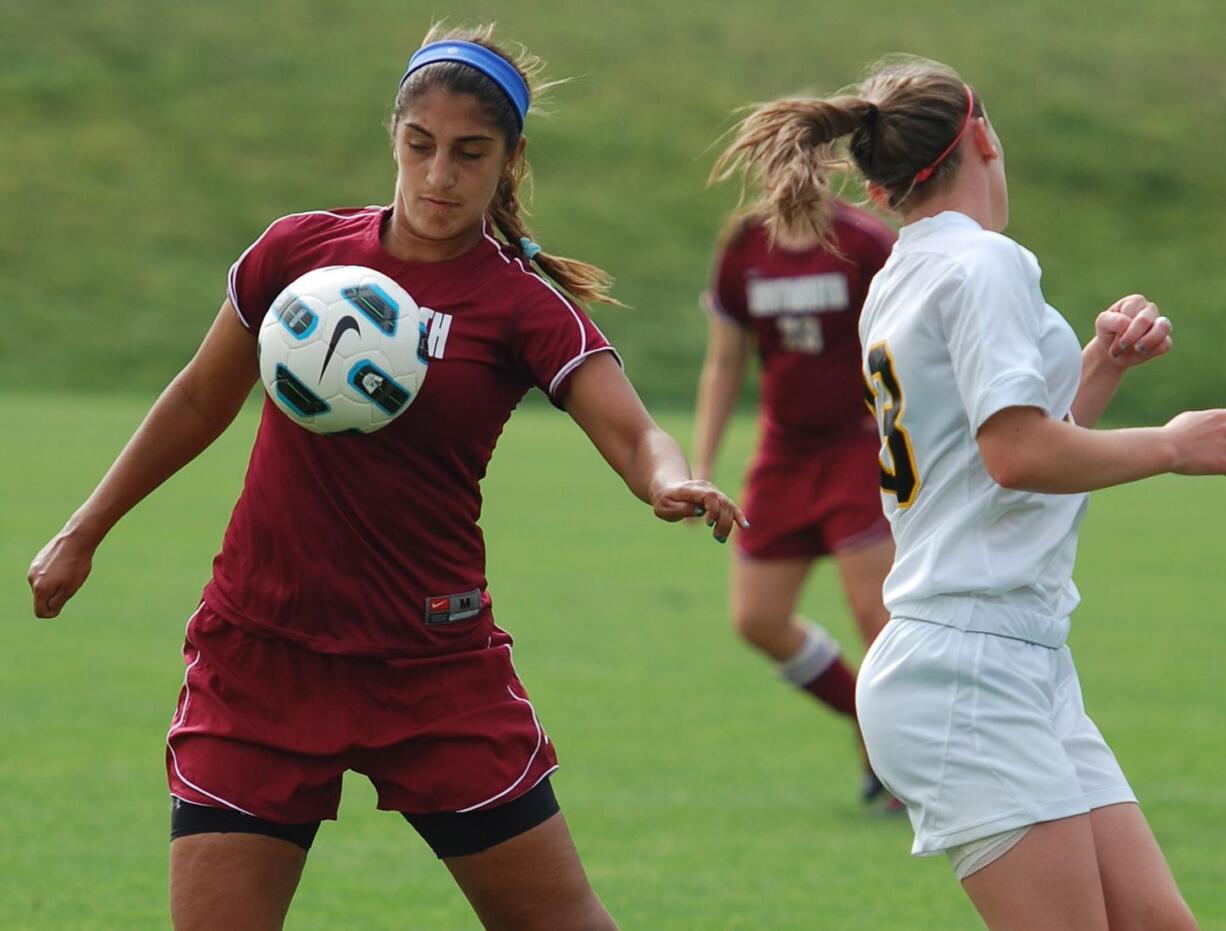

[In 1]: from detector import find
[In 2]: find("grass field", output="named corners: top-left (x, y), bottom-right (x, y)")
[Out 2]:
top-left (3, 0), bottom-right (1225, 419)
top-left (3, 394), bottom-right (1224, 929)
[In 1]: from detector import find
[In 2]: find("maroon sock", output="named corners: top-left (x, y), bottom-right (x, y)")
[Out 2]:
top-left (801, 657), bottom-right (857, 717)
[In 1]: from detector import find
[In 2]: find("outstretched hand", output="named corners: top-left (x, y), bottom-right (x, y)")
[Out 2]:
top-left (1093, 294), bottom-right (1172, 369)
top-left (651, 479), bottom-right (749, 543)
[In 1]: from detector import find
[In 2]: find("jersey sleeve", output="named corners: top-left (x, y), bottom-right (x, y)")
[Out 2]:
top-left (939, 238), bottom-right (1052, 432)
top-left (226, 217), bottom-right (296, 334)
top-left (512, 280), bottom-right (622, 407)
top-left (701, 238), bottom-right (751, 327)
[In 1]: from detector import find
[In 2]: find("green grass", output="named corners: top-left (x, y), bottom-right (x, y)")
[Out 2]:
top-left (3, 394), bottom-right (1224, 929)
top-left (2, 1), bottom-right (1225, 419)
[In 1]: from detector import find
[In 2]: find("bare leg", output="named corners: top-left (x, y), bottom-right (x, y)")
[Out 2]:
top-left (729, 556), bottom-right (812, 661)
top-left (170, 833), bottom-right (307, 931)
top-left (961, 814), bottom-right (1109, 930)
top-left (1091, 803), bottom-right (1197, 930)
top-left (443, 812), bottom-right (616, 931)
top-left (832, 536), bottom-right (893, 647)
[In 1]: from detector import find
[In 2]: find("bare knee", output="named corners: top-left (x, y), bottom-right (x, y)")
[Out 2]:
top-left (731, 607), bottom-right (801, 660)
top-left (731, 607), bottom-right (773, 649)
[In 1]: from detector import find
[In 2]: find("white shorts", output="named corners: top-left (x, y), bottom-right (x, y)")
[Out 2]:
top-left (856, 617), bottom-right (1136, 856)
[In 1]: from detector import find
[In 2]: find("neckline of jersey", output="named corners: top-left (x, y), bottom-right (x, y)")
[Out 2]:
top-left (898, 210), bottom-right (982, 242)
top-left (368, 206), bottom-right (498, 271)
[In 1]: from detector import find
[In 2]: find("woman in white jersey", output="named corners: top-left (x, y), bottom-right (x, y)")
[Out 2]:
top-left (716, 57), bottom-right (1225, 928)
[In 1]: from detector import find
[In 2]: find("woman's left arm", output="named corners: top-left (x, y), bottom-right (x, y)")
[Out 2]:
top-left (563, 352), bottom-right (748, 542)
top-left (1072, 293), bottom-right (1172, 428)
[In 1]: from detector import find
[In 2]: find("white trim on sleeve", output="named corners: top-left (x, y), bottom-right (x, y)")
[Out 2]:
top-left (479, 224), bottom-right (623, 398)
top-left (971, 370), bottom-right (1051, 432)
top-left (547, 345), bottom-right (623, 398)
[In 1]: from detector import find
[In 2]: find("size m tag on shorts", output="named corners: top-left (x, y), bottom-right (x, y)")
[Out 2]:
top-left (424, 589), bottom-right (483, 626)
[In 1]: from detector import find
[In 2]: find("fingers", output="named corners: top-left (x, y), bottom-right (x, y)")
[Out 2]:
top-left (31, 578), bottom-right (66, 619)
top-left (1097, 295), bottom-right (1173, 364)
top-left (28, 541), bottom-right (88, 619)
top-left (654, 482), bottom-right (749, 542)
top-left (1133, 315), bottom-right (1172, 356)
top-left (1115, 299), bottom-right (1161, 354)
top-left (699, 489), bottom-right (750, 543)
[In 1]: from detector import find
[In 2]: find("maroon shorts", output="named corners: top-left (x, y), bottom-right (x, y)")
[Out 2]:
top-left (166, 605), bottom-right (558, 824)
top-left (737, 428), bottom-right (890, 561)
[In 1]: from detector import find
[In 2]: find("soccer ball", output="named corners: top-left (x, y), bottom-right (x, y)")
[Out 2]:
top-left (258, 266), bottom-right (429, 435)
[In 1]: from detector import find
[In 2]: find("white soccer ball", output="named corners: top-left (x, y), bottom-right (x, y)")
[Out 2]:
top-left (257, 266), bottom-right (429, 435)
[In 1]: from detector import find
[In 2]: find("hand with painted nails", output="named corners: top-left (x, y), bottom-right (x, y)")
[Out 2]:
top-left (650, 479), bottom-right (749, 542)
top-left (1091, 293), bottom-right (1173, 369)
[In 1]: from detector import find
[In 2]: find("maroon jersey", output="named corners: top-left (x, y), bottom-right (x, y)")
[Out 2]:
top-left (203, 206), bottom-right (617, 657)
top-left (705, 202), bottom-right (895, 445)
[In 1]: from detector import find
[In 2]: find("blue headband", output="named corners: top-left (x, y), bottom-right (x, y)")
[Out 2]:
top-left (400, 40), bottom-right (530, 128)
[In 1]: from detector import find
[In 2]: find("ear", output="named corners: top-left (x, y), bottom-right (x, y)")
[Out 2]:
top-left (971, 118), bottom-right (998, 161)
top-left (507, 135), bottom-right (527, 168)
top-left (865, 180), bottom-right (894, 212)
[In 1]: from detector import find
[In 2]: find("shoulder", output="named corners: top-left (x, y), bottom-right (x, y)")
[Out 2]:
top-left (832, 201), bottom-right (897, 255)
top-left (248, 205), bottom-right (384, 249)
top-left (947, 229), bottom-right (1039, 287)
top-left (477, 229), bottom-right (587, 321)
top-left (714, 209), bottom-right (766, 258)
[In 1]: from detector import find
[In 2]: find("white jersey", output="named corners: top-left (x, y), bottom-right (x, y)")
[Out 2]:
top-left (860, 211), bottom-right (1087, 647)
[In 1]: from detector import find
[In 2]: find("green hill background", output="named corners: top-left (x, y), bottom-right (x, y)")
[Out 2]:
top-left (3, 0), bottom-right (1223, 421)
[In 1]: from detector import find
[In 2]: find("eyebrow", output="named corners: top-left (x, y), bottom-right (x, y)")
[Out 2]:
top-left (404, 122), bottom-right (497, 144)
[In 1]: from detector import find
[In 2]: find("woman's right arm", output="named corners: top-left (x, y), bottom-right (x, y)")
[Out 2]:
top-left (691, 314), bottom-right (749, 482)
top-left (977, 405), bottom-right (1226, 494)
top-left (28, 301), bottom-right (259, 618)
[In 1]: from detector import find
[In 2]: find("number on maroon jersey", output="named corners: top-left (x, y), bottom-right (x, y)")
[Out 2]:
top-left (776, 315), bottom-right (824, 353)
top-left (864, 342), bottom-right (920, 508)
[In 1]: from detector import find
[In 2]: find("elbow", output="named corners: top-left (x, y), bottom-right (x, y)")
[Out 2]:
top-left (976, 407), bottom-right (1054, 491)
top-left (979, 443), bottom-right (1037, 491)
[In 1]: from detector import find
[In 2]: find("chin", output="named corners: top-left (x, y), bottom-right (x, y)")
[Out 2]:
top-left (407, 215), bottom-right (465, 242)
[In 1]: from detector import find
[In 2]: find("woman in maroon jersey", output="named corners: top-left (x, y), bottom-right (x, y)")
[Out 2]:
top-left (693, 159), bottom-right (897, 803)
top-left (27, 23), bottom-right (744, 931)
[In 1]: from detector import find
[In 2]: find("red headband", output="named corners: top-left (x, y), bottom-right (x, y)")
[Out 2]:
top-left (912, 84), bottom-right (976, 186)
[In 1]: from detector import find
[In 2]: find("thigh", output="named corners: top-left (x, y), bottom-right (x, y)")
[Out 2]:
top-left (171, 833), bottom-right (307, 931)
top-left (729, 555), bottom-right (812, 626)
top-left (443, 812), bottom-right (616, 931)
top-left (1090, 802), bottom-right (1197, 930)
top-left (960, 813), bottom-right (1109, 931)
top-left (858, 625), bottom-right (1087, 855)
top-left (167, 609), bottom-right (347, 822)
top-left (357, 643), bottom-right (559, 816)
top-left (1052, 648), bottom-right (1136, 808)
top-left (736, 448), bottom-right (826, 561)
top-left (831, 535), bottom-right (893, 644)
top-left (817, 431), bottom-right (892, 556)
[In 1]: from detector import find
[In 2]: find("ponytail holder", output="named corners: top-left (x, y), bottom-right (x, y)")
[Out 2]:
top-left (520, 237), bottom-right (542, 260)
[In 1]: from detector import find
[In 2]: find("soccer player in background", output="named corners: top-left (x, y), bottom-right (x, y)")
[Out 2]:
top-left (715, 56), bottom-right (1220, 928)
top-left (27, 24), bottom-right (745, 931)
top-left (693, 174), bottom-right (897, 805)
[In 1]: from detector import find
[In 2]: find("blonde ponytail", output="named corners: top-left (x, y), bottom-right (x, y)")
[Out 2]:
top-left (710, 97), bottom-right (877, 248)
